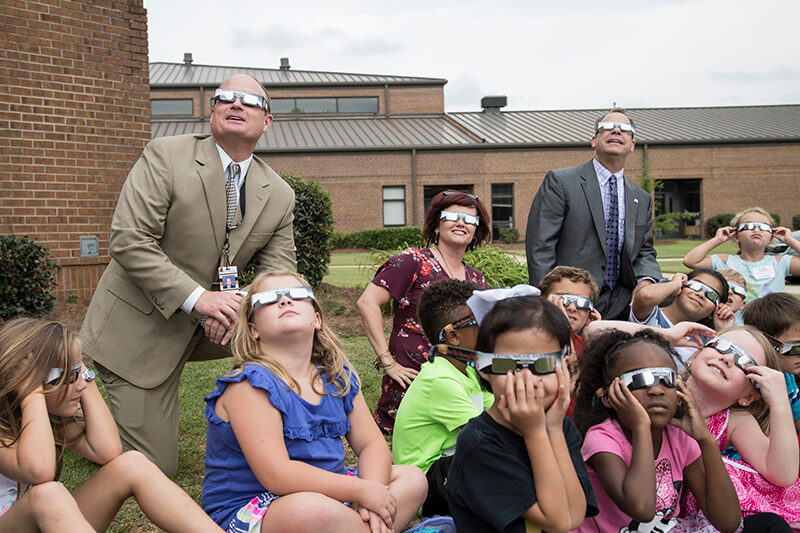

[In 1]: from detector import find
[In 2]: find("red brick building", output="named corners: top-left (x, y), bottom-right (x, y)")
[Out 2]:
top-left (1, 0), bottom-right (150, 301)
top-left (151, 60), bottom-right (800, 242)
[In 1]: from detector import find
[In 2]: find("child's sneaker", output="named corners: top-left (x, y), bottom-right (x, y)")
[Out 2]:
top-left (404, 515), bottom-right (457, 533)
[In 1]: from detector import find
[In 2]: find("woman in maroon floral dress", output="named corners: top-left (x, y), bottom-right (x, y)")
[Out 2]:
top-left (357, 190), bottom-right (491, 434)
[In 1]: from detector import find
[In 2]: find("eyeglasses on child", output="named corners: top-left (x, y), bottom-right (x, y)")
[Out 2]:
top-left (250, 286), bottom-right (315, 316)
top-left (684, 279), bottom-right (721, 304)
top-left (430, 344), bottom-right (565, 375)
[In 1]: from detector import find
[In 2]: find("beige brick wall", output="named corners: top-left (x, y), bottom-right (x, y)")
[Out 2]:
top-left (0, 0), bottom-right (150, 302)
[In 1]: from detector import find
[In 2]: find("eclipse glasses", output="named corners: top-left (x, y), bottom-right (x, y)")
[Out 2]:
top-left (250, 286), bottom-right (315, 317)
top-left (212, 89), bottom-right (270, 111)
top-left (765, 333), bottom-right (800, 356)
top-left (439, 210), bottom-right (479, 226)
top-left (45, 362), bottom-right (94, 386)
top-left (438, 315), bottom-right (478, 343)
top-left (703, 336), bottom-right (758, 372)
top-left (596, 367), bottom-right (676, 397)
top-left (737, 222), bottom-right (772, 233)
top-left (554, 294), bottom-right (594, 311)
top-left (684, 279), bottom-right (721, 304)
top-left (596, 121), bottom-right (636, 136)
top-left (430, 344), bottom-right (565, 375)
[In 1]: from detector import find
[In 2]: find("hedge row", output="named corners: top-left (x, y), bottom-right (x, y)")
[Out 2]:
top-left (332, 226), bottom-right (423, 250)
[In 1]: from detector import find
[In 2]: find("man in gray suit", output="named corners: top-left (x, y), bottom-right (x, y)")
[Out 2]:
top-left (81, 74), bottom-right (296, 475)
top-left (526, 109), bottom-right (661, 320)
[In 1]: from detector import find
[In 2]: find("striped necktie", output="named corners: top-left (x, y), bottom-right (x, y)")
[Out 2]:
top-left (226, 163), bottom-right (239, 230)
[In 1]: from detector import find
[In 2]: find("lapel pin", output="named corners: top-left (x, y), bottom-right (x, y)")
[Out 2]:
top-left (634, 198), bottom-right (639, 204)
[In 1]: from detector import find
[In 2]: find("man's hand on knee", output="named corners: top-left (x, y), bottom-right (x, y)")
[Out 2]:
top-left (194, 290), bottom-right (242, 329)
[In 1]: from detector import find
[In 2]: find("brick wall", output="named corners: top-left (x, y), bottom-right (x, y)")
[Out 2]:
top-left (263, 142), bottom-right (800, 239)
top-left (151, 84), bottom-right (446, 118)
top-left (0, 0), bottom-right (150, 302)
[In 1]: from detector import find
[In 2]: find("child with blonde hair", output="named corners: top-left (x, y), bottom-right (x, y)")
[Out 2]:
top-left (0, 318), bottom-right (223, 532)
top-left (684, 207), bottom-right (800, 301)
top-left (716, 268), bottom-right (748, 327)
top-left (202, 271), bottom-right (428, 533)
top-left (679, 326), bottom-right (800, 530)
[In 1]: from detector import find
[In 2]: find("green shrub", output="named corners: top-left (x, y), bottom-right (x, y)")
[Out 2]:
top-left (333, 227), bottom-right (423, 250)
top-left (771, 213), bottom-right (781, 225)
top-left (369, 245), bottom-right (527, 289)
top-left (0, 235), bottom-right (61, 320)
top-left (653, 211), bottom-right (699, 234)
top-left (464, 247), bottom-right (528, 288)
top-left (498, 227), bottom-right (520, 245)
top-left (240, 173), bottom-right (334, 288)
top-left (793, 214), bottom-right (800, 231)
top-left (706, 213), bottom-right (734, 238)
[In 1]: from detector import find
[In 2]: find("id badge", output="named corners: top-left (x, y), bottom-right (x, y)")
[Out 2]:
top-left (218, 266), bottom-right (239, 292)
top-left (751, 264), bottom-right (775, 280)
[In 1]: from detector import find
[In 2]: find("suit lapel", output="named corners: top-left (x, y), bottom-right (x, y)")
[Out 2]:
top-left (580, 161), bottom-right (608, 256)
top-left (623, 177), bottom-right (639, 256)
top-left (196, 137), bottom-right (226, 252)
top-left (229, 158), bottom-right (272, 264)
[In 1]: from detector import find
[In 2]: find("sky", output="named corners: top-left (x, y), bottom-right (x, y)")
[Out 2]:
top-left (145, 0), bottom-right (800, 112)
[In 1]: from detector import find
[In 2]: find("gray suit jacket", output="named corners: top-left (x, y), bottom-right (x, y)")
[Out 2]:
top-left (526, 160), bottom-right (661, 319)
top-left (81, 134), bottom-right (296, 387)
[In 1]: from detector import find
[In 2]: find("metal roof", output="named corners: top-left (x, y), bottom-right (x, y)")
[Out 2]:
top-left (150, 62), bottom-right (447, 88)
top-left (151, 115), bottom-right (479, 152)
top-left (449, 105), bottom-right (800, 146)
top-left (152, 105), bottom-right (800, 152)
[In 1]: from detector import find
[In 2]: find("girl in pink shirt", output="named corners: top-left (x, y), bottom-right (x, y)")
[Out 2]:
top-left (572, 330), bottom-right (739, 532)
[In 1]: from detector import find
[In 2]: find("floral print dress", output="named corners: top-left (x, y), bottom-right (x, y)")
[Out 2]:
top-left (370, 247), bottom-right (486, 434)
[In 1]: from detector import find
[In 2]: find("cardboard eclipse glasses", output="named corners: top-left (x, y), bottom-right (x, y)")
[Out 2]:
top-left (250, 286), bottom-right (315, 317)
top-left (430, 344), bottom-right (565, 375)
top-left (596, 367), bottom-right (676, 398)
top-left (439, 210), bottom-right (479, 226)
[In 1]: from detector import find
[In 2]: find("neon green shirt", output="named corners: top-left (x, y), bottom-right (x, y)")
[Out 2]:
top-left (392, 356), bottom-right (493, 473)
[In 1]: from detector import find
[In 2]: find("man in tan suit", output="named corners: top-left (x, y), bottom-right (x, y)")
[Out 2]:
top-left (81, 75), bottom-right (296, 475)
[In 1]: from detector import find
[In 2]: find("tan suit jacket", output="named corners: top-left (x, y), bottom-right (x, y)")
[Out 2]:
top-left (81, 134), bottom-right (296, 388)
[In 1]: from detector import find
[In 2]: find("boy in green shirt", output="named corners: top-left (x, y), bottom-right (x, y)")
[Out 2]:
top-left (393, 279), bottom-right (493, 517)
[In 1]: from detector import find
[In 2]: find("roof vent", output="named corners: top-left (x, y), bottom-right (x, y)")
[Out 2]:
top-left (183, 52), bottom-right (193, 66)
top-left (481, 95), bottom-right (507, 113)
top-left (280, 57), bottom-right (291, 71)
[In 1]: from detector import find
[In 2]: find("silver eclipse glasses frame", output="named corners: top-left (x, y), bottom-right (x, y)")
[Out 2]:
top-left (430, 344), bottom-right (566, 375)
top-left (737, 222), bottom-right (773, 233)
top-left (250, 286), bottom-right (315, 317)
top-left (439, 210), bottom-right (479, 226)
top-left (684, 279), bottom-right (721, 304)
top-left (211, 89), bottom-right (270, 112)
top-left (703, 336), bottom-right (758, 372)
top-left (554, 293), bottom-right (594, 311)
top-left (596, 121), bottom-right (636, 136)
top-left (596, 366), bottom-right (676, 397)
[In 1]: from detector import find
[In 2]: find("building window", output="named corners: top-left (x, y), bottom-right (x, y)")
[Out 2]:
top-left (270, 97), bottom-right (379, 115)
top-left (338, 97), bottom-right (379, 113)
top-left (151, 99), bottom-right (193, 116)
top-left (422, 185), bottom-right (475, 216)
top-left (383, 186), bottom-right (406, 226)
top-left (491, 183), bottom-right (514, 241)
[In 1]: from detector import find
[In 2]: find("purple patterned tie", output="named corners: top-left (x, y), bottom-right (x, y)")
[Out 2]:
top-left (605, 174), bottom-right (619, 288)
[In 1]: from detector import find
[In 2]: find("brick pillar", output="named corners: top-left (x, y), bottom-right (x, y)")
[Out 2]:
top-left (0, 0), bottom-right (150, 302)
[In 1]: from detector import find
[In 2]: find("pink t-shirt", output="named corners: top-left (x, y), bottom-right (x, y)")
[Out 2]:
top-left (576, 418), bottom-right (701, 533)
